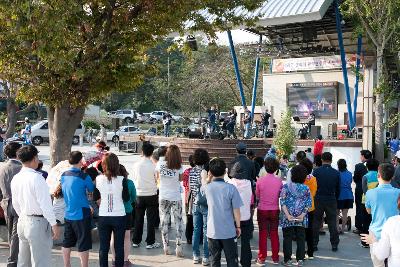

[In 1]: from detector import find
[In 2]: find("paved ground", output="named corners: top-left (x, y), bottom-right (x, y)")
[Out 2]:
top-left (0, 144), bottom-right (373, 266)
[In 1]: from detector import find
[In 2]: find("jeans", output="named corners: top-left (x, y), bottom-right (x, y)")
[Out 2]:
top-left (159, 199), bottom-right (184, 247)
top-left (240, 220), bottom-right (253, 267)
top-left (313, 199), bottom-right (339, 248)
top-left (354, 183), bottom-right (363, 230)
top-left (257, 209), bottom-right (280, 262)
top-left (0, 141), bottom-right (4, 161)
top-left (305, 211), bottom-right (315, 257)
top-left (164, 124), bottom-right (170, 137)
top-left (98, 216), bottom-right (126, 267)
top-left (244, 123), bottom-right (251, 139)
top-left (283, 227), bottom-right (305, 262)
top-left (193, 205), bottom-right (209, 258)
top-left (132, 195), bottom-right (158, 245)
top-left (208, 237), bottom-right (239, 267)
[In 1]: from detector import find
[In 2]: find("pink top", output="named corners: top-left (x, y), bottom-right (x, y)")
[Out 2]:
top-left (256, 173), bottom-right (283, 211)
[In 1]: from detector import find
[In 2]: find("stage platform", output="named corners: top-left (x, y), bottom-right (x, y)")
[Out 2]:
top-left (119, 135), bottom-right (362, 164)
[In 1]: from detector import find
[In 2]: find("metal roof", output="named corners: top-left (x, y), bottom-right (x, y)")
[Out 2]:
top-left (185, 0), bottom-right (334, 30)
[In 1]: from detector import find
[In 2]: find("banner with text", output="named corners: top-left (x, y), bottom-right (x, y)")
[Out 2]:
top-left (272, 55), bottom-right (358, 73)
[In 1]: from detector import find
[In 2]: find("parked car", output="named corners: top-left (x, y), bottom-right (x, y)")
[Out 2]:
top-left (110, 109), bottom-right (137, 123)
top-left (31, 120), bottom-right (85, 146)
top-left (106, 125), bottom-right (146, 143)
top-left (150, 111), bottom-right (182, 123)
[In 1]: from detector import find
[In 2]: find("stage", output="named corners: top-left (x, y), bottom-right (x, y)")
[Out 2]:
top-left (119, 135), bottom-right (362, 169)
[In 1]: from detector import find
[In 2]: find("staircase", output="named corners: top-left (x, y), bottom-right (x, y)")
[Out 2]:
top-left (174, 138), bottom-right (269, 164)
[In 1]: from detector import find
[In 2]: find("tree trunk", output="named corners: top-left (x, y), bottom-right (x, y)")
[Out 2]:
top-left (48, 105), bottom-right (85, 167)
top-left (374, 46), bottom-right (385, 161)
top-left (5, 97), bottom-right (18, 138)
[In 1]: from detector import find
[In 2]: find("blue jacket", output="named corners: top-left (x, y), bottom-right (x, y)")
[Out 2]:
top-left (313, 164), bottom-right (341, 201)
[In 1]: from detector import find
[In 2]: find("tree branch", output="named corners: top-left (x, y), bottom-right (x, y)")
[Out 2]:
top-left (354, 5), bottom-right (379, 47)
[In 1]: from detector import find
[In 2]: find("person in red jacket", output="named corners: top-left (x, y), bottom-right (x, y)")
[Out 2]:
top-left (313, 135), bottom-right (324, 156)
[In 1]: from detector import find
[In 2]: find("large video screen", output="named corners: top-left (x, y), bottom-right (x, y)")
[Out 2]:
top-left (287, 82), bottom-right (338, 119)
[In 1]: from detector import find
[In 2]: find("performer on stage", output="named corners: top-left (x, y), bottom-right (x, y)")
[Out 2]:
top-left (307, 112), bottom-right (315, 134)
top-left (202, 104), bottom-right (217, 133)
top-left (261, 109), bottom-right (271, 137)
top-left (162, 111), bottom-right (173, 137)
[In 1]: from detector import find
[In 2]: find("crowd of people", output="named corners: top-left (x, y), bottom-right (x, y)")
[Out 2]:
top-left (0, 139), bottom-right (400, 267)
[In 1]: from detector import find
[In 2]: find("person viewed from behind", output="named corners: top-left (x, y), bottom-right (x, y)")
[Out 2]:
top-left (0, 142), bottom-right (22, 267)
top-left (155, 145), bottom-right (185, 257)
top-left (11, 145), bottom-right (60, 267)
top-left (95, 153), bottom-right (130, 267)
top-left (286, 150), bottom-right (307, 183)
top-left (336, 159), bottom-right (354, 234)
top-left (205, 158), bottom-right (243, 267)
top-left (389, 136), bottom-right (400, 158)
top-left (228, 162), bottom-right (253, 267)
top-left (36, 160), bottom-right (48, 179)
top-left (361, 196), bottom-right (400, 267)
top-left (363, 163), bottom-right (400, 267)
top-left (279, 155), bottom-right (289, 179)
top-left (353, 150), bottom-right (372, 235)
top-left (183, 155), bottom-right (195, 244)
top-left (312, 152), bottom-right (340, 252)
top-left (305, 148), bottom-right (314, 163)
top-left (360, 158), bottom-right (380, 248)
top-left (255, 157), bottom-right (283, 265)
top-left (189, 148), bottom-right (210, 265)
top-left (228, 143), bottom-right (256, 185)
top-left (313, 154), bottom-right (322, 168)
top-left (254, 156), bottom-right (266, 178)
top-left (110, 164), bottom-right (136, 267)
top-left (299, 158), bottom-right (317, 260)
top-left (313, 135), bottom-right (324, 156)
top-left (131, 142), bottom-right (160, 249)
top-left (61, 151), bottom-right (95, 267)
top-left (391, 157), bottom-right (400, 188)
top-left (280, 165), bottom-right (312, 266)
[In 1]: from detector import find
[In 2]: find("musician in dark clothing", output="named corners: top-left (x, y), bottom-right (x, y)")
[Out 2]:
top-left (307, 112), bottom-right (316, 133)
top-left (261, 110), bottom-right (271, 137)
top-left (352, 150), bottom-right (372, 234)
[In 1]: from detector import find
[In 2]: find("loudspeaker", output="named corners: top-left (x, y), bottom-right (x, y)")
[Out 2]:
top-left (310, 125), bottom-right (321, 139)
top-left (112, 118), bottom-right (120, 131)
top-left (357, 127), bottom-right (363, 139)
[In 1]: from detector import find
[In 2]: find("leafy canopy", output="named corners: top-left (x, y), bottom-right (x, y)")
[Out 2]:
top-left (0, 0), bottom-right (263, 109)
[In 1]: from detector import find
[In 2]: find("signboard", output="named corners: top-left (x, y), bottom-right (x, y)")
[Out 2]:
top-left (287, 82), bottom-right (338, 119)
top-left (272, 55), bottom-right (358, 73)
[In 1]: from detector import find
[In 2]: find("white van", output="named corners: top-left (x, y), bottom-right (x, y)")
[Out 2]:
top-left (31, 120), bottom-right (85, 146)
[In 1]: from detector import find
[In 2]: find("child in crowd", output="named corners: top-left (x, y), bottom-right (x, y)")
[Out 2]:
top-left (280, 165), bottom-right (312, 266)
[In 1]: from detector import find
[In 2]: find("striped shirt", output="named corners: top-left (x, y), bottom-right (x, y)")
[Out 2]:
top-left (189, 165), bottom-right (203, 204)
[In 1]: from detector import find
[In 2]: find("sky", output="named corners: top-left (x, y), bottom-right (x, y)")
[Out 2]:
top-left (215, 29), bottom-right (261, 46)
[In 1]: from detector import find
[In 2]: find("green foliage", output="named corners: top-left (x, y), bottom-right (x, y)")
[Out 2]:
top-left (273, 109), bottom-right (296, 158)
top-left (0, 0), bottom-right (263, 110)
top-left (83, 120), bottom-right (100, 130)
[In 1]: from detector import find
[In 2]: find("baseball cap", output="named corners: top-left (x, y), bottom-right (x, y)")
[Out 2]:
top-left (236, 142), bottom-right (247, 152)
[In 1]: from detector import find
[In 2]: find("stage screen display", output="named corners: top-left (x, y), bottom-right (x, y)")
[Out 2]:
top-left (286, 82), bottom-right (338, 119)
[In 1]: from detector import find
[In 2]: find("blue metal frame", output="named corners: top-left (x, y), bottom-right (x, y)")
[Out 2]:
top-left (227, 30), bottom-right (247, 108)
top-left (335, 0), bottom-right (355, 129)
top-left (250, 35), bottom-right (263, 121)
top-left (352, 34), bottom-right (362, 129)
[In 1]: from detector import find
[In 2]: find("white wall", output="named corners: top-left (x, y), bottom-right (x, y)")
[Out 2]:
top-left (263, 70), bottom-right (363, 138)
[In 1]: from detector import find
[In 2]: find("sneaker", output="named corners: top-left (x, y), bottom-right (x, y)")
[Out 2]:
top-left (163, 244), bottom-right (171, 255)
top-left (294, 260), bottom-right (304, 266)
top-left (332, 246), bottom-right (338, 252)
top-left (255, 258), bottom-right (265, 266)
top-left (281, 260), bottom-right (294, 266)
top-left (193, 256), bottom-right (201, 264)
top-left (132, 243), bottom-right (140, 248)
top-left (202, 258), bottom-right (210, 266)
top-left (176, 245), bottom-right (184, 258)
top-left (307, 256), bottom-right (314, 260)
top-left (353, 229), bottom-right (361, 235)
top-left (272, 261), bottom-right (279, 265)
top-left (146, 242), bottom-right (161, 249)
top-left (123, 260), bottom-right (133, 267)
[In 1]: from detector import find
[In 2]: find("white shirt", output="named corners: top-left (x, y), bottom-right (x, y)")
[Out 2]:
top-left (131, 157), bottom-right (157, 196)
top-left (228, 178), bottom-right (252, 221)
top-left (156, 159), bottom-right (183, 201)
top-left (11, 167), bottom-right (57, 226)
top-left (371, 215), bottom-right (400, 267)
top-left (96, 175), bottom-right (126, 217)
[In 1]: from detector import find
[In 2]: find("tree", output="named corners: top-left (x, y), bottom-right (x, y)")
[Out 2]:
top-left (343, 0), bottom-right (400, 161)
top-left (273, 109), bottom-right (296, 158)
top-left (0, 0), bottom-right (263, 166)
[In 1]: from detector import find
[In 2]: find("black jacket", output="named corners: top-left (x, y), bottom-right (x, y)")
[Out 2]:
top-left (313, 164), bottom-right (341, 201)
top-left (228, 154), bottom-right (256, 183)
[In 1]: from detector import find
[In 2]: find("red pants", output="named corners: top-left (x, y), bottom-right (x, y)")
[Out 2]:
top-left (257, 209), bottom-right (280, 262)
